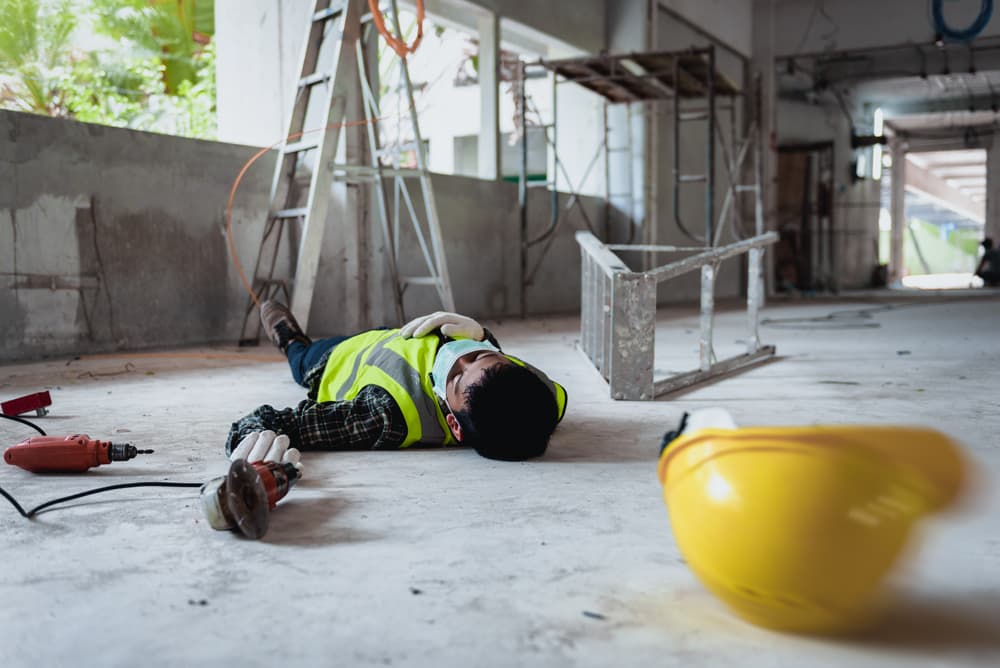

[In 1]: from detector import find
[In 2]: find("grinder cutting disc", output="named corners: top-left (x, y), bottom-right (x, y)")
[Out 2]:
top-left (225, 459), bottom-right (270, 539)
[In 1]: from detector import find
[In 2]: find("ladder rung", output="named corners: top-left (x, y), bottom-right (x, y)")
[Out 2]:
top-left (313, 4), bottom-right (344, 22)
top-left (735, 185), bottom-right (759, 192)
top-left (273, 208), bottom-right (310, 219)
top-left (283, 139), bottom-right (320, 154)
top-left (333, 174), bottom-right (378, 183)
top-left (376, 142), bottom-right (418, 157)
top-left (331, 164), bottom-right (423, 178)
top-left (299, 72), bottom-right (331, 88)
top-left (679, 111), bottom-right (709, 121)
top-left (402, 276), bottom-right (442, 286)
top-left (679, 174), bottom-right (707, 183)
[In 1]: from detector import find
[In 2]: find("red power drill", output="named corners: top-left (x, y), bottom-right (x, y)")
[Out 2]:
top-left (4, 434), bottom-right (153, 473)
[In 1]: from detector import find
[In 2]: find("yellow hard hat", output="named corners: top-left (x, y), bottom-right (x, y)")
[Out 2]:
top-left (657, 421), bottom-right (966, 634)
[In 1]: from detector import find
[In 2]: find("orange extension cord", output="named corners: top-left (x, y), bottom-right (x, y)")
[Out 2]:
top-left (368, 0), bottom-right (424, 59)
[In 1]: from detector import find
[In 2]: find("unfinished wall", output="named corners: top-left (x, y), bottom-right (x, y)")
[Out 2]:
top-left (772, 0), bottom-right (1000, 57)
top-left (369, 174), bottom-right (601, 325)
top-left (0, 110), bottom-right (271, 362)
top-left (0, 110), bottom-right (592, 362)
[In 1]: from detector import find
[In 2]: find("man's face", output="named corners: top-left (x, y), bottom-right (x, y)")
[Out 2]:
top-left (444, 349), bottom-right (509, 411)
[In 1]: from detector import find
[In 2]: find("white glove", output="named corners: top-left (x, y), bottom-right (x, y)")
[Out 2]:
top-left (229, 430), bottom-right (303, 474)
top-left (399, 311), bottom-right (484, 340)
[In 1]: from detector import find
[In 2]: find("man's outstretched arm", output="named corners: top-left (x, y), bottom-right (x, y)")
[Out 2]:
top-left (225, 385), bottom-right (406, 455)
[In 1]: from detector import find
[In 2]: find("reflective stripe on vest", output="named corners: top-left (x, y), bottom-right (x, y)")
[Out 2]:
top-left (316, 330), bottom-right (452, 447)
top-left (316, 331), bottom-right (568, 447)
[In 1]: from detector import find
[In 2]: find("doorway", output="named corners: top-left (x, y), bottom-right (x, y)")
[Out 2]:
top-left (775, 142), bottom-right (835, 293)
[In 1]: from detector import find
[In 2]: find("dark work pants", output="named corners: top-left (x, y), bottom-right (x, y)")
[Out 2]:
top-left (286, 337), bottom-right (349, 388)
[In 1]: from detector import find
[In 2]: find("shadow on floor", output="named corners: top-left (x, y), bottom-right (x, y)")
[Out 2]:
top-left (263, 495), bottom-right (380, 547)
top-left (651, 355), bottom-right (789, 401)
top-left (543, 415), bottom-right (663, 464)
top-left (840, 591), bottom-right (1000, 654)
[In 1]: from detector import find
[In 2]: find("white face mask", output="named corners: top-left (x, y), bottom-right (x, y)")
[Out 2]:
top-left (430, 338), bottom-right (500, 405)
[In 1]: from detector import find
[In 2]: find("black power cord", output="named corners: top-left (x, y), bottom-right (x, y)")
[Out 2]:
top-left (1, 413), bottom-right (205, 519)
top-left (1, 481), bottom-right (204, 519)
top-left (0, 412), bottom-right (47, 435)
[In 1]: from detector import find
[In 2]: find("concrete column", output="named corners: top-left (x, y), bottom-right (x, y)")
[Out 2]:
top-left (477, 12), bottom-right (500, 180)
top-left (986, 134), bottom-right (1000, 243)
top-left (642, 0), bottom-right (658, 269)
top-left (889, 137), bottom-right (907, 283)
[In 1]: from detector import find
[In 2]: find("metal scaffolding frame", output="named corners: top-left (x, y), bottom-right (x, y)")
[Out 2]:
top-left (518, 47), bottom-right (753, 311)
top-left (520, 46), bottom-right (777, 399)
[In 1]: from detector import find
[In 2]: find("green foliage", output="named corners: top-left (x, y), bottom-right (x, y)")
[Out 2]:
top-left (91, 0), bottom-right (214, 94)
top-left (880, 219), bottom-right (981, 275)
top-left (0, 0), bottom-right (77, 114)
top-left (0, 0), bottom-right (216, 139)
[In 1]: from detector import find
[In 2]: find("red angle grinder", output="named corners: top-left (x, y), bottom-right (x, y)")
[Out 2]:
top-left (200, 460), bottom-right (302, 539)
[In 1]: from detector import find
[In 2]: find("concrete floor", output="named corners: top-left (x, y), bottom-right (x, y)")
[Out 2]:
top-left (1, 293), bottom-right (998, 667)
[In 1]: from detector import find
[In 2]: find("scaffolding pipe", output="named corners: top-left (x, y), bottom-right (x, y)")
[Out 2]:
top-left (519, 60), bottom-right (528, 318)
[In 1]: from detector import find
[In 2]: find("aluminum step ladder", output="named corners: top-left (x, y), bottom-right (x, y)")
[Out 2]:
top-left (239, 0), bottom-right (454, 344)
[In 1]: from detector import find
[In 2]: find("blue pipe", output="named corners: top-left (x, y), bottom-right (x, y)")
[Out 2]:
top-left (932, 0), bottom-right (993, 42)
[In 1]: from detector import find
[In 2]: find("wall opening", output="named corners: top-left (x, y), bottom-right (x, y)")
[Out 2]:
top-left (881, 148), bottom-right (986, 289)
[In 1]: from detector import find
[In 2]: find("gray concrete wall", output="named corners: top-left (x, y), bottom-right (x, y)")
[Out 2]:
top-left (370, 173), bottom-right (602, 325)
top-left (461, 0), bottom-right (605, 54)
top-left (658, 0), bottom-right (753, 57)
top-left (0, 110), bottom-right (272, 362)
top-left (1, 110), bottom-right (596, 362)
top-left (773, 0), bottom-right (1000, 57)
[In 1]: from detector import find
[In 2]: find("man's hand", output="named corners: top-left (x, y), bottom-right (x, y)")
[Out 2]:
top-left (229, 430), bottom-right (303, 473)
top-left (400, 311), bottom-right (484, 340)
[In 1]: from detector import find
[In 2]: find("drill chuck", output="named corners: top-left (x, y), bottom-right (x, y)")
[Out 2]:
top-left (109, 443), bottom-right (154, 461)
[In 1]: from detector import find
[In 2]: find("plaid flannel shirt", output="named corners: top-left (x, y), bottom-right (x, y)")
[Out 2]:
top-left (225, 355), bottom-right (406, 454)
top-left (225, 328), bottom-right (501, 455)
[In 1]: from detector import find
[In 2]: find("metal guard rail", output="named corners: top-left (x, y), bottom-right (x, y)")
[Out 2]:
top-left (576, 231), bottom-right (778, 400)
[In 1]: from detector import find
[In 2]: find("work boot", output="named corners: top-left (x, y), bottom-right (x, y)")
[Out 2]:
top-left (260, 300), bottom-right (311, 353)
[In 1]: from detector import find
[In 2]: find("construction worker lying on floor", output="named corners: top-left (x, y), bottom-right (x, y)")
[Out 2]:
top-left (225, 302), bottom-right (567, 461)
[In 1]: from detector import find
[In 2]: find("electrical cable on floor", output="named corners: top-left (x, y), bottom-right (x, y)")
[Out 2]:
top-left (0, 413), bottom-right (47, 436)
top-left (759, 301), bottom-right (955, 330)
top-left (0, 415), bottom-right (204, 520)
top-left (1, 481), bottom-right (204, 519)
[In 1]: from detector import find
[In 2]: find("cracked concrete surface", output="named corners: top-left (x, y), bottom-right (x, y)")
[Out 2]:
top-left (1, 295), bottom-right (998, 667)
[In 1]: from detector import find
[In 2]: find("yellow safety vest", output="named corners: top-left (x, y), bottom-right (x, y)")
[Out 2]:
top-left (316, 329), bottom-right (567, 447)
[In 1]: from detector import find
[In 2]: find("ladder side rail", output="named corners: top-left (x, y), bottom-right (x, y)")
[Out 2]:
top-left (355, 36), bottom-right (406, 323)
top-left (288, 0), bottom-right (365, 328)
top-left (388, 0), bottom-right (455, 311)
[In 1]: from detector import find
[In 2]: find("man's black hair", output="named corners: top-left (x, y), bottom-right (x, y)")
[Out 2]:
top-left (984, 237), bottom-right (994, 250)
top-left (452, 362), bottom-right (558, 461)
